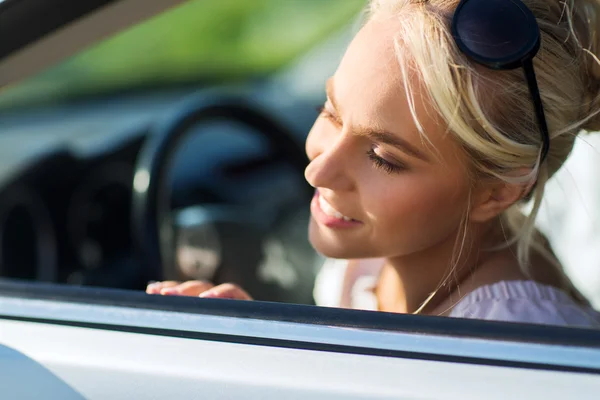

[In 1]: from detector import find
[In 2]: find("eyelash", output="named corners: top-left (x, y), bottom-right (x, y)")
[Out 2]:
top-left (366, 149), bottom-right (405, 174)
top-left (315, 105), bottom-right (406, 175)
top-left (316, 105), bottom-right (337, 123)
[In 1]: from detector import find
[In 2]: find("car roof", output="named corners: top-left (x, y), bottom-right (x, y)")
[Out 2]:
top-left (0, 0), bottom-right (184, 88)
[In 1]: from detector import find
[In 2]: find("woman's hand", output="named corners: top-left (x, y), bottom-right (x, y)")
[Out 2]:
top-left (146, 280), bottom-right (252, 300)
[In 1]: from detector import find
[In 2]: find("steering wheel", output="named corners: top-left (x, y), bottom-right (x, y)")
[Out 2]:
top-left (131, 93), bottom-right (315, 303)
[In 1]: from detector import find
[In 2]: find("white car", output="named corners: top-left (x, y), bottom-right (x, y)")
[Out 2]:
top-left (0, 1), bottom-right (599, 399)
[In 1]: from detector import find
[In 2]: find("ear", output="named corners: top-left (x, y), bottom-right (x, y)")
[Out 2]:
top-left (469, 176), bottom-right (534, 223)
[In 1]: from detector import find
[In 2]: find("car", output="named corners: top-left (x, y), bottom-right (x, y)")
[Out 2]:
top-left (0, 0), bottom-right (599, 399)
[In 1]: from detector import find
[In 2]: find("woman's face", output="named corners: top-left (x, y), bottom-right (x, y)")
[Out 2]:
top-left (305, 18), bottom-right (472, 260)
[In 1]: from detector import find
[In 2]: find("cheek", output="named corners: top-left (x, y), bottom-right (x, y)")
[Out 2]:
top-left (361, 172), bottom-right (469, 237)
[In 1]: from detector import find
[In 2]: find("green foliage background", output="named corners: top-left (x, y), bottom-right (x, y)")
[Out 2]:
top-left (0, 0), bottom-right (365, 109)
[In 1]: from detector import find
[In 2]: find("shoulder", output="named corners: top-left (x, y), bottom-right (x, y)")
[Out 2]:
top-left (313, 258), bottom-right (348, 308)
top-left (449, 280), bottom-right (600, 328)
top-left (313, 258), bottom-right (384, 309)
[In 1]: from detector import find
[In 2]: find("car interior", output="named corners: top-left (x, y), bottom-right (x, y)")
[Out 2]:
top-left (0, 0), bottom-right (368, 306)
top-left (1, 0), bottom-right (600, 311)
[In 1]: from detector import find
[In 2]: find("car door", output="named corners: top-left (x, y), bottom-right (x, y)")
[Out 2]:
top-left (1, 280), bottom-right (600, 399)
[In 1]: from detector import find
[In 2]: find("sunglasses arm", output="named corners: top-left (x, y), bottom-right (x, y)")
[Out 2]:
top-left (522, 59), bottom-right (550, 163)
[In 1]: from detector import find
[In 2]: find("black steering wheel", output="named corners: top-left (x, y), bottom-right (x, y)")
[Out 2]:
top-left (132, 93), bottom-right (315, 303)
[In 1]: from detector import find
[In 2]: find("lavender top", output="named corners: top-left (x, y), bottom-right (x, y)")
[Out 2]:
top-left (313, 258), bottom-right (600, 328)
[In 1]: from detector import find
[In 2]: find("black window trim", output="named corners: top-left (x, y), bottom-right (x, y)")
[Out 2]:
top-left (2, 282), bottom-right (600, 375)
top-left (1, 279), bottom-right (600, 349)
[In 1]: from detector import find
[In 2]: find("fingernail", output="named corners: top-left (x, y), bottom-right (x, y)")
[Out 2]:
top-left (199, 291), bottom-right (216, 298)
top-left (146, 283), bottom-right (160, 294)
top-left (161, 288), bottom-right (179, 295)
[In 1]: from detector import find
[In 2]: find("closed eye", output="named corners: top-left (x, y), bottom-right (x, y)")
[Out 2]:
top-left (316, 105), bottom-right (342, 125)
top-left (317, 103), bottom-right (407, 174)
top-left (367, 148), bottom-right (407, 174)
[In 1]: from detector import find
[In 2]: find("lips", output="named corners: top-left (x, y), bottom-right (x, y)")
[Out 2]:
top-left (316, 191), bottom-right (359, 222)
top-left (317, 195), bottom-right (350, 221)
top-left (310, 191), bottom-right (362, 229)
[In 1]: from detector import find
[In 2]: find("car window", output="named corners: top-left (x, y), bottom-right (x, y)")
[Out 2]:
top-left (0, 0), bottom-right (363, 304)
top-left (0, 0), bottom-right (599, 339)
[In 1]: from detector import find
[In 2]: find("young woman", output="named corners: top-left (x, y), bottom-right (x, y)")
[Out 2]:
top-left (147, 0), bottom-right (600, 327)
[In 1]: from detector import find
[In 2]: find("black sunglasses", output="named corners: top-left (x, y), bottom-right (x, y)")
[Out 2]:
top-left (451, 0), bottom-right (550, 163)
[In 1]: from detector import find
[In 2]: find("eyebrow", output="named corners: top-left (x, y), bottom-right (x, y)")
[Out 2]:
top-left (325, 78), bottom-right (429, 162)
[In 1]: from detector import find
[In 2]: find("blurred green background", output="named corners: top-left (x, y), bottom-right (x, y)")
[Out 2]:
top-left (0, 0), bottom-right (365, 110)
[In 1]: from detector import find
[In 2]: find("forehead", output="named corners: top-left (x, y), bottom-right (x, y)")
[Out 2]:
top-left (334, 18), bottom-right (406, 115)
top-left (334, 17), bottom-right (458, 159)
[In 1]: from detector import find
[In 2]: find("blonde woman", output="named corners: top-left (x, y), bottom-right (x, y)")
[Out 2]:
top-left (147, 0), bottom-right (600, 328)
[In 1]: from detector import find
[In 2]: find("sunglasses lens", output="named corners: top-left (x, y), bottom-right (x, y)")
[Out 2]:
top-left (454, 0), bottom-right (539, 61)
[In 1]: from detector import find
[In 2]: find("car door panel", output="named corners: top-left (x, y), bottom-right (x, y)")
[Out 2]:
top-left (2, 319), bottom-right (600, 400)
top-left (0, 287), bottom-right (599, 399)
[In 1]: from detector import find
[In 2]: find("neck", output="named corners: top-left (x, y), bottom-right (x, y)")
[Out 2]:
top-left (376, 220), bottom-right (499, 314)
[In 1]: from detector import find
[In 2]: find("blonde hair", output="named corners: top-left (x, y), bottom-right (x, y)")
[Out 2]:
top-left (367, 0), bottom-right (600, 307)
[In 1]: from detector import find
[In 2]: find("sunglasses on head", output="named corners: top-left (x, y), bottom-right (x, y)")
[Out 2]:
top-left (451, 0), bottom-right (550, 163)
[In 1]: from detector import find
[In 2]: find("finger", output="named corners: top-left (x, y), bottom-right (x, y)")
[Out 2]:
top-left (199, 283), bottom-right (252, 300)
top-left (161, 280), bottom-right (214, 296)
top-left (146, 281), bottom-right (179, 294)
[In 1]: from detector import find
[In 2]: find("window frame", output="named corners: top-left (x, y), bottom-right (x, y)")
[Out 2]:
top-left (1, 279), bottom-right (600, 375)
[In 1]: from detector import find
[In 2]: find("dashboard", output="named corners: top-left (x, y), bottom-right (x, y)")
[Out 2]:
top-left (0, 90), bottom-right (319, 301)
top-left (0, 132), bottom-right (143, 288)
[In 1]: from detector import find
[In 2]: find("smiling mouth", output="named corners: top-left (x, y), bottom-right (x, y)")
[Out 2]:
top-left (317, 193), bottom-right (358, 222)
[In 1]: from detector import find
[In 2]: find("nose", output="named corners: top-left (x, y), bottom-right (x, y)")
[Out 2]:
top-left (304, 124), bottom-right (355, 192)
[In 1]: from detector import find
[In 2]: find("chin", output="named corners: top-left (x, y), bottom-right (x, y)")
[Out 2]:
top-left (308, 219), bottom-right (375, 259)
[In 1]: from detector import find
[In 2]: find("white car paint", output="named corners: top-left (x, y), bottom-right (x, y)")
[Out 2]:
top-left (1, 296), bottom-right (599, 400)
